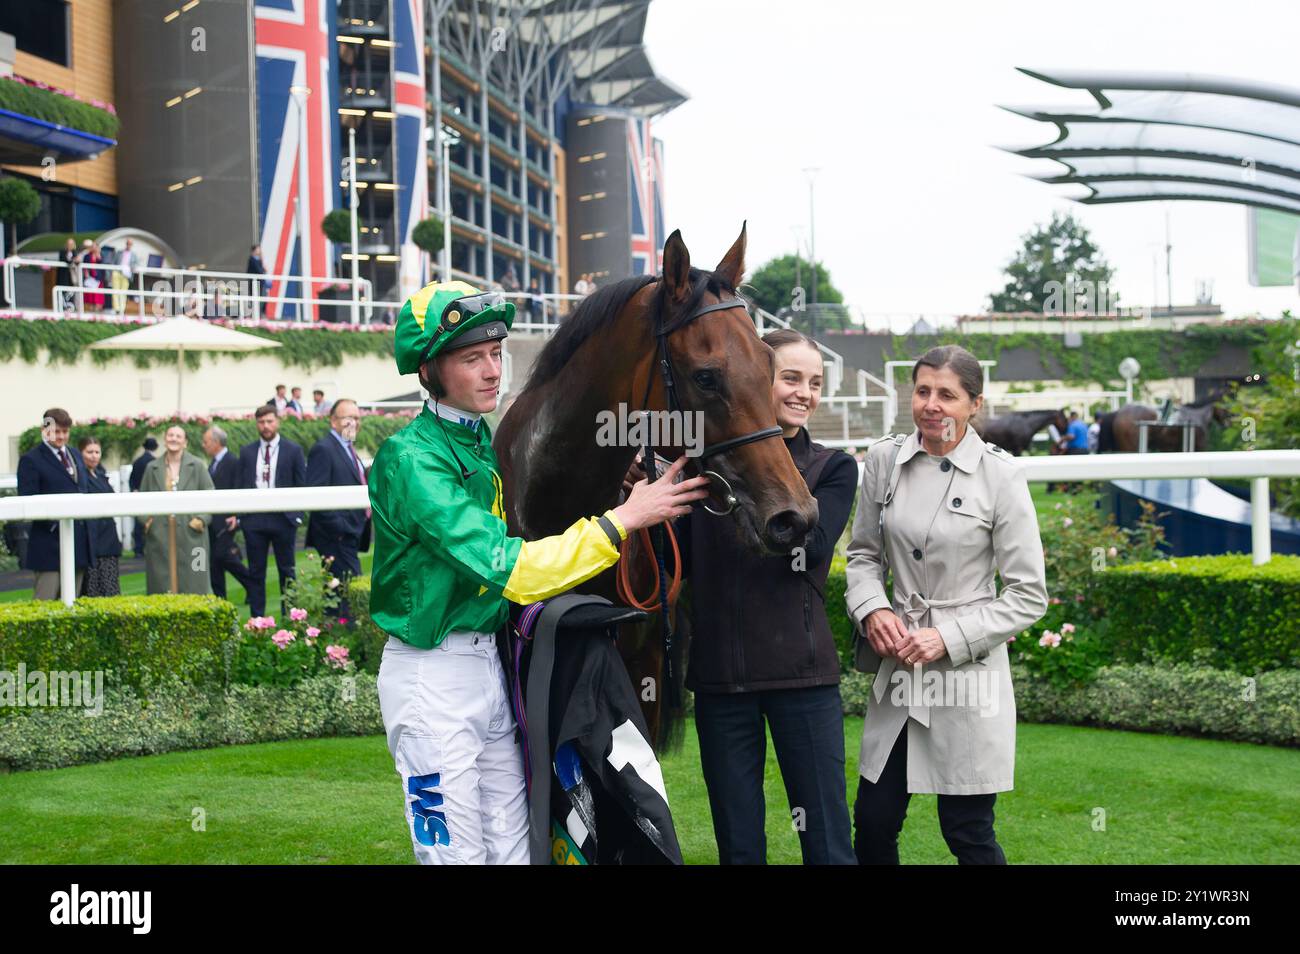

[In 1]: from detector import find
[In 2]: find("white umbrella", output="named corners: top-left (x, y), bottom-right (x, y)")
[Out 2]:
top-left (87, 317), bottom-right (282, 412)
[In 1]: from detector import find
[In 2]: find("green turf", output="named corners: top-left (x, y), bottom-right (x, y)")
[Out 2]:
top-left (0, 719), bottom-right (1295, 864)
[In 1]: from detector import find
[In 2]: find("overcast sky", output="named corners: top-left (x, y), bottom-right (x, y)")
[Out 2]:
top-left (643, 0), bottom-right (1300, 329)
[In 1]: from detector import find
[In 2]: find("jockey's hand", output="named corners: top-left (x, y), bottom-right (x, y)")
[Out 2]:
top-left (613, 456), bottom-right (710, 533)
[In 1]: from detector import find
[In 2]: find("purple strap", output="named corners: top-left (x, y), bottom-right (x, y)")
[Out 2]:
top-left (511, 600), bottom-right (546, 795)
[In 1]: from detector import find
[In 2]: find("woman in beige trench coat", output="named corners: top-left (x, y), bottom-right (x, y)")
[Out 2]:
top-left (141, 425), bottom-right (214, 595)
top-left (845, 345), bottom-right (1048, 864)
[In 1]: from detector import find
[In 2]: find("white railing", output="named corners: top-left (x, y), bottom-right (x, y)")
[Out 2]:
top-left (753, 305), bottom-right (846, 398)
top-left (4, 450), bottom-right (1299, 605)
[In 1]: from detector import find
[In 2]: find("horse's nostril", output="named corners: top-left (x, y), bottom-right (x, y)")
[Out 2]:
top-left (765, 510), bottom-right (808, 549)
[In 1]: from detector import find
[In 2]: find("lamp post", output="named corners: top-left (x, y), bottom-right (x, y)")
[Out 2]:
top-left (348, 124), bottom-right (360, 325)
top-left (431, 122), bottom-right (459, 282)
top-left (803, 166), bottom-right (820, 338)
top-left (289, 84), bottom-right (313, 321)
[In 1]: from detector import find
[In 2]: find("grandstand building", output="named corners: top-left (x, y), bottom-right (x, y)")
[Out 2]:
top-left (0, 1), bottom-right (684, 317)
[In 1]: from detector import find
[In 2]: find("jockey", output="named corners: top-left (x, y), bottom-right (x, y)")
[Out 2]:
top-left (369, 280), bottom-right (707, 865)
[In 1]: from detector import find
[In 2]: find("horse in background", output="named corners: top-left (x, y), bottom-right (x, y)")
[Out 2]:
top-left (1098, 392), bottom-right (1231, 452)
top-left (973, 408), bottom-right (1069, 456)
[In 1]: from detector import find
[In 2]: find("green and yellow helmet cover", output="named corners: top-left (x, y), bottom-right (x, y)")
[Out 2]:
top-left (393, 280), bottom-right (515, 375)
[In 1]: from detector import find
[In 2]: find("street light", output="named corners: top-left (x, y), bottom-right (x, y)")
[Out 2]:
top-left (802, 166), bottom-right (820, 337)
top-left (428, 122), bottom-right (461, 282)
top-left (288, 84), bottom-right (312, 321)
top-left (341, 113), bottom-right (362, 326)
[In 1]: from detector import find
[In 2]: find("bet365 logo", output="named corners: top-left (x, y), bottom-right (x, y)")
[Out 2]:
top-left (407, 773), bottom-right (451, 847)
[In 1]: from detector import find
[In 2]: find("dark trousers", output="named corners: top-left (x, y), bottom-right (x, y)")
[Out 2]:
top-left (243, 524), bottom-right (296, 618)
top-left (208, 529), bottom-right (254, 602)
top-left (315, 538), bottom-right (360, 619)
top-left (853, 726), bottom-right (1006, 865)
top-left (694, 685), bottom-right (855, 865)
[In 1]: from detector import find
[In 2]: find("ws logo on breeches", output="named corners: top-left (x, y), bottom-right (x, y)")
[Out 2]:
top-left (407, 773), bottom-right (451, 847)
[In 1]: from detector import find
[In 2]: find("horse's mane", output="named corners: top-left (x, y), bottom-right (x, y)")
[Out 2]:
top-left (1182, 390), bottom-right (1225, 409)
top-left (519, 267), bottom-right (738, 395)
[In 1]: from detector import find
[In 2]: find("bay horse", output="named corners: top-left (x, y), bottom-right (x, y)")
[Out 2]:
top-left (1098, 393), bottom-right (1230, 452)
top-left (494, 224), bottom-right (818, 750)
top-left (974, 408), bottom-right (1068, 456)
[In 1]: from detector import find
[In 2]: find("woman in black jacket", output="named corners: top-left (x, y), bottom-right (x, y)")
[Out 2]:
top-left (79, 437), bottom-right (122, 597)
top-left (679, 328), bottom-right (859, 864)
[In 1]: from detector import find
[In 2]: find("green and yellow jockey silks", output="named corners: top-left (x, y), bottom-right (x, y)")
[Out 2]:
top-left (393, 280), bottom-right (516, 375)
top-left (367, 404), bottom-right (626, 649)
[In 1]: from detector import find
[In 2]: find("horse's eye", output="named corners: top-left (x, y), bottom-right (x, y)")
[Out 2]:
top-left (693, 370), bottom-right (718, 391)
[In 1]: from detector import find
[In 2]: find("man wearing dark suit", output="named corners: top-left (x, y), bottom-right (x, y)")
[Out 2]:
top-left (229, 404), bottom-right (306, 618)
top-left (16, 407), bottom-right (95, 599)
top-left (202, 425), bottom-right (255, 602)
top-left (128, 437), bottom-right (157, 555)
top-left (305, 398), bottom-right (371, 619)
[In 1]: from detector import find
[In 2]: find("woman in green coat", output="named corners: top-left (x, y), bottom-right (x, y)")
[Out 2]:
top-left (141, 424), bottom-right (214, 595)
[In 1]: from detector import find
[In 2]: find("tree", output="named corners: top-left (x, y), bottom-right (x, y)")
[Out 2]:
top-left (321, 208), bottom-right (351, 245)
top-left (0, 176), bottom-right (41, 256)
top-left (989, 211), bottom-right (1116, 314)
top-left (746, 253), bottom-right (846, 333)
top-left (411, 215), bottom-right (445, 257)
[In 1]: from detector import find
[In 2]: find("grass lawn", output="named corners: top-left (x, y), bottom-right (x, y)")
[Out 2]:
top-left (0, 719), bottom-right (1296, 864)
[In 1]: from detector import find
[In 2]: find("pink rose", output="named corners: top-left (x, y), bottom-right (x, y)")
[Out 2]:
top-left (1049, 596), bottom-right (1062, 605)
top-left (1108, 546), bottom-right (1118, 558)
top-left (306, 626), bottom-right (321, 638)
top-left (271, 629), bottom-right (295, 649)
top-left (1062, 517), bottom-right (1074, 528)
top-left (325, 644), bottom-right (351, 669)
top-left (1038, 631), bottom-right (1061, 648)
top-left (1061, 623), bottom-right (1076, 634)
top-left (289, 607), bottom-right (308, 622)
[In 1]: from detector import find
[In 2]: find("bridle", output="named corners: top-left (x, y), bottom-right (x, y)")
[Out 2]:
top-left (637, 293), bottom-right (784, 515)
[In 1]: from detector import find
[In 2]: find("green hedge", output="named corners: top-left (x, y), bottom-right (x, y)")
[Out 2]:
top-left (0, 76), bottom-right (118, 139)
top-left (881, 323), bottom-right (1274, 386)
top-left (1009, 663), bottom-right (1300, 747)
top-left (17, 412), bottom-right (413, 461)
top-left (0, 316), bottom-right (393, 370)
top-left (1096, 554), bottom-right (1300, 672)
top-left (345, 577), bottom-right (390, 675)
top-left (0, 595), bottom-right (238, 698)
top-left (0, 674), bottom-right (382, 772)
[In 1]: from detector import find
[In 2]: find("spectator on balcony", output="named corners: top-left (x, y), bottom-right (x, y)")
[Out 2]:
top-left (140, 425), bottom-right (214, 596)
top-left (573, 273), bottom-right (592, 297)
top-left (56, 237), bottom-right (78, 312)
top-left (80, 240), bottom-right (105, 313)
top-left (247, 244), bottom-right (267, 318)
top-left (110, 238), bottom-right (138, 315)
top-left (78, 436), bottom-right (122, 597)
top-left (526, 277), bottom-right (543, 323)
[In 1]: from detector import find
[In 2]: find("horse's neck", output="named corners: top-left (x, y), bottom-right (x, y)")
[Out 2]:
top-left (509, 330), bottom-right (645, 538)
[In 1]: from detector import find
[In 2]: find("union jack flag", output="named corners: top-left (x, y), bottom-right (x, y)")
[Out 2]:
top-left (392, 0), bottom-right (428, 300)
top-left (254, 0), bottom-right (339, 320)
top-left (628, 116), bottom-right (665, 276)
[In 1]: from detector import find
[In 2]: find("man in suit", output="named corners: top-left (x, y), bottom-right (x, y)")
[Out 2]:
top-left (128, 437), bottom-right (158, 556)
top-left (305, 398), bottom-right (371, 620)
top-left (202, 425), bottom-right (255, 602)
top-left (268, 384), bottom-right (289, 416)
top-left (287, 387), bottom-right (306, 417)
top-left (229, 405), bottom-right (306, 617)
top-left (16, 407), bottom-right (95, 599)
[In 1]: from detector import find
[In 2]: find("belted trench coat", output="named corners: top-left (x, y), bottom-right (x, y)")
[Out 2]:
top-left (844, 426), bottom-right (1048, 795)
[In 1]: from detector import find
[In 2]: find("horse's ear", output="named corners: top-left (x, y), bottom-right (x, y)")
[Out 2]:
top-left (662, 229), bottom-right (691, 303)
top-left (713, 221), bottom-right (747, 289)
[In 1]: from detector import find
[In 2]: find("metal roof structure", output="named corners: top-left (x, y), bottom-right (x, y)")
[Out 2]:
top-left (1000, 68), bottom-right (1300, 216)
top-left (441, 0), bottom-right (687, 121)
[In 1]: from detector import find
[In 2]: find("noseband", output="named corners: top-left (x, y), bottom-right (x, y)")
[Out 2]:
top-left (638, 294), bottom-right (784, 516)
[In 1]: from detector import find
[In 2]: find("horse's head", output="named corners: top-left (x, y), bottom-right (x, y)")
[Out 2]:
top-left (654, 224), bottom-right (818, 555)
